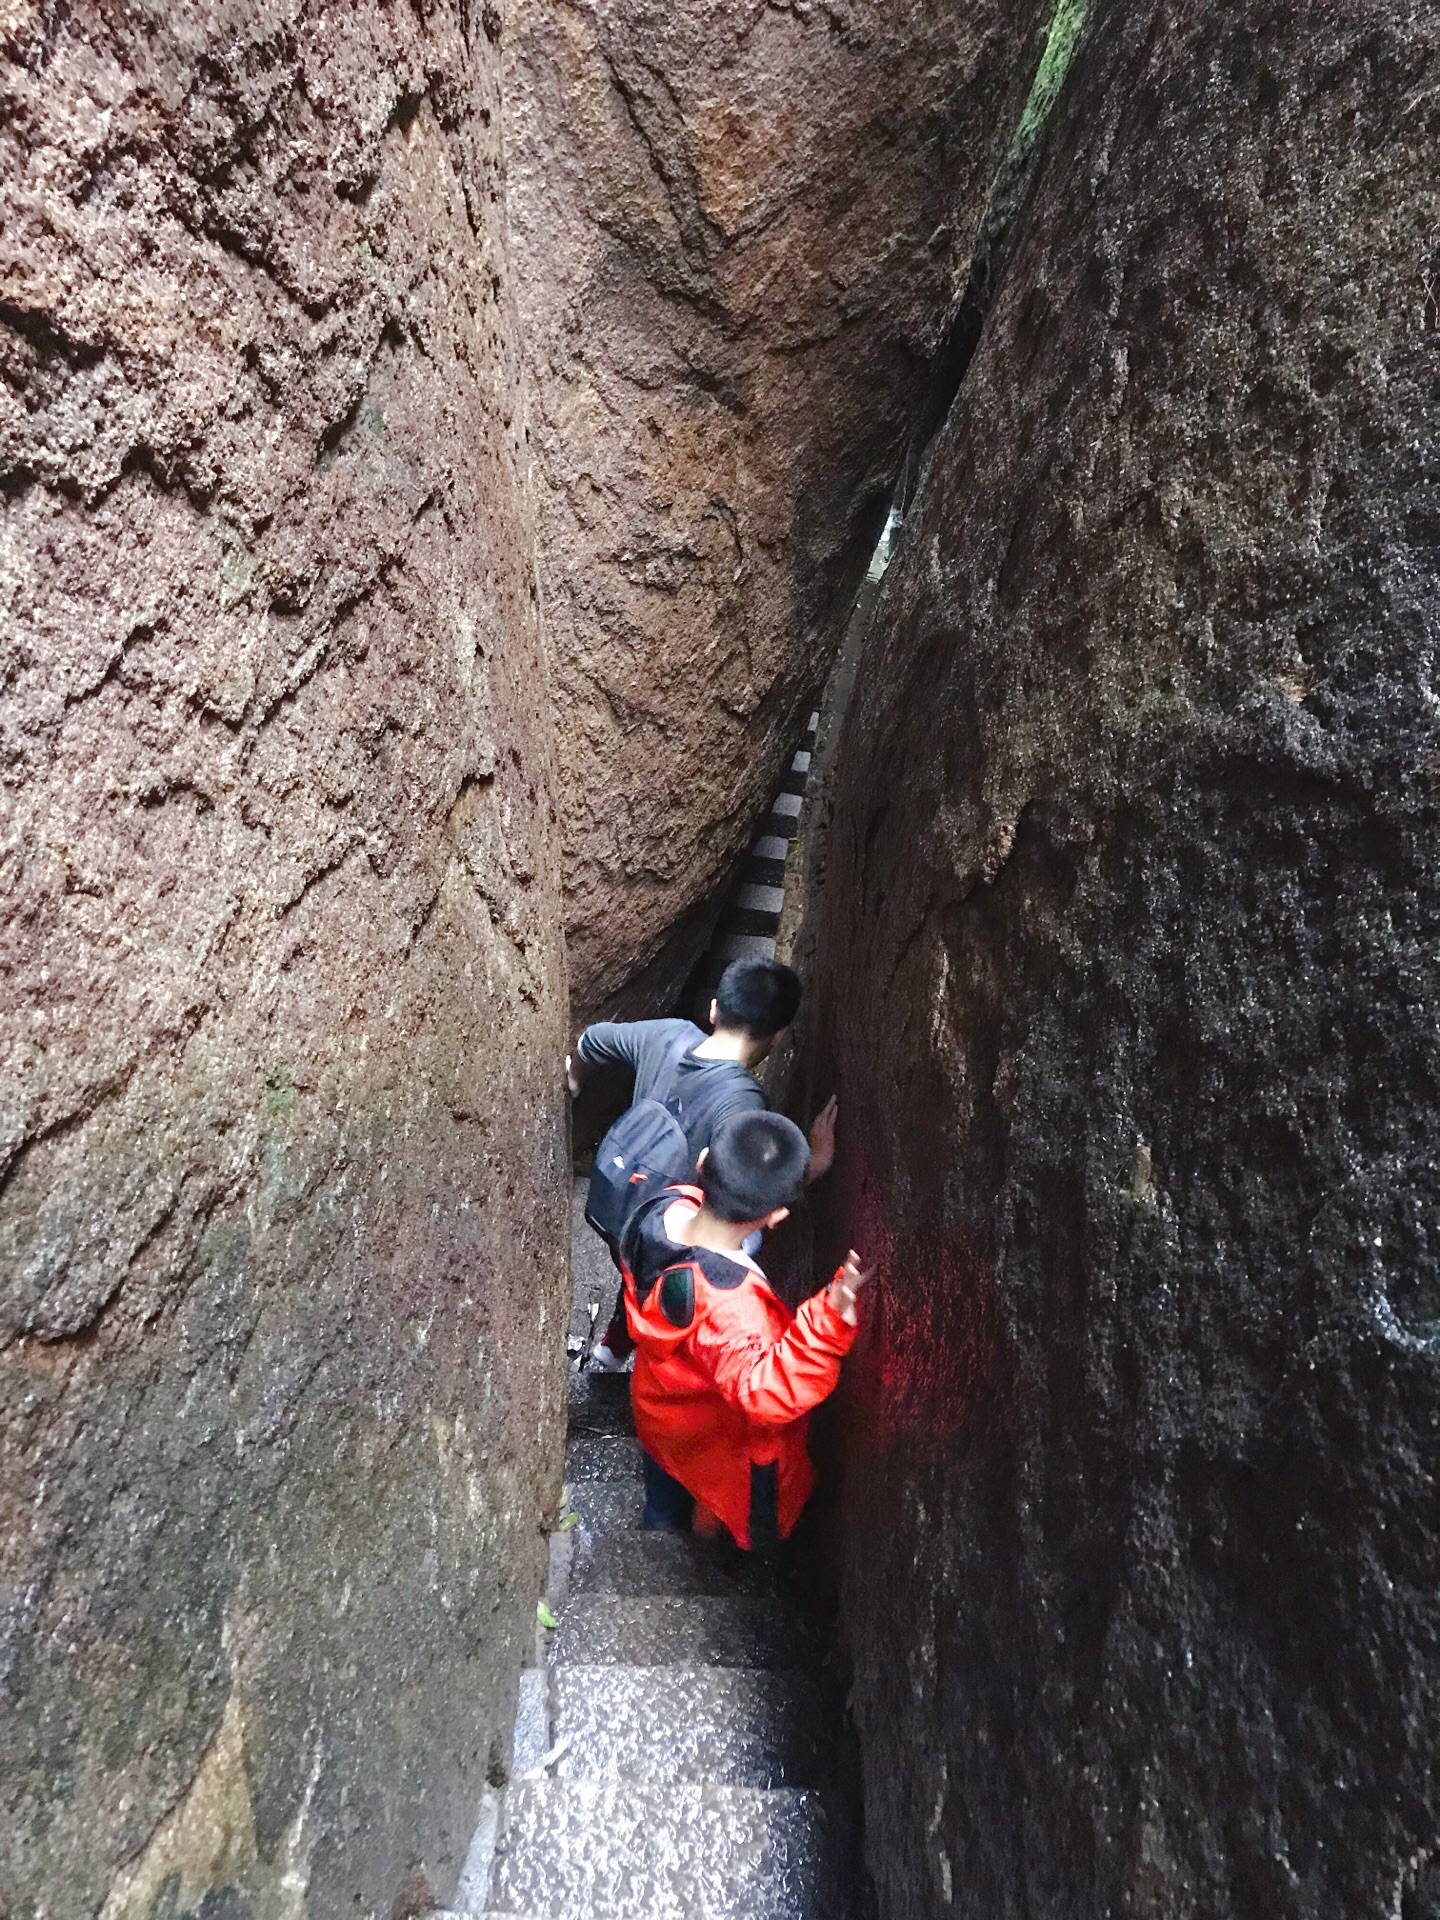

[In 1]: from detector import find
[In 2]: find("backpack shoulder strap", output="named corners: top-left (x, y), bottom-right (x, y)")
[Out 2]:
top-left (667, 1054), bottom-right (758, 1142)
top-left (620, 1180), bottom-right (703, 1296)
top-left (656, 1025), bottom-right (697, 1104)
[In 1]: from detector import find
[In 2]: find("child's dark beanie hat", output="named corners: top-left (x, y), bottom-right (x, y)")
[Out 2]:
top-left (705, 1111), bottom-right (810, 1219)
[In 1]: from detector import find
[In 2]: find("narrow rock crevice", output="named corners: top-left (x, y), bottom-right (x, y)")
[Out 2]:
top-left (904, 0), bottom-right (1088, 487)
top-left (6, 1), bottom-right (1440, 1917)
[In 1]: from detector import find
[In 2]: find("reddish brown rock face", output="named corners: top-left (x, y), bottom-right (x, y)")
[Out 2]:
top-left (504, 0), bottom-right (1047, 1014)
top-left (792, 0), bottom-right (1440, 1913)
top-left (29, 0), bottom-right (1436, 1912)
top-left (0, 5), bottom-right (567, 1916)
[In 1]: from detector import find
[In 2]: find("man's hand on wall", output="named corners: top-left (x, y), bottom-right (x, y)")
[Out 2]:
top-left (807, 1095), bottom-right (838, 1180)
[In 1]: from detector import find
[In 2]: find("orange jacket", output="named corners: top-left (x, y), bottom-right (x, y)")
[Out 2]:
top-left (622, 1187), bottom-right (858, 1549)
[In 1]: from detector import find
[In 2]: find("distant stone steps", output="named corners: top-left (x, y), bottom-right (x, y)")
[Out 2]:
top-left (701, 714), bottom-right (818, 993)
top-left (563, 1433), bottom-right (642, 1482)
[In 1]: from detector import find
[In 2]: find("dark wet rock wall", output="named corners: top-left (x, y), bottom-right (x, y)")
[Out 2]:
top-left (0, 5), bottom-right (568, 1916)
top-left (793, 0), bottom-right (1440, 1912)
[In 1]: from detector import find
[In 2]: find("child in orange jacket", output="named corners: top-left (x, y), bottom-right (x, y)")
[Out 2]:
top-left (621, 1110), bottom-right (870, 1550)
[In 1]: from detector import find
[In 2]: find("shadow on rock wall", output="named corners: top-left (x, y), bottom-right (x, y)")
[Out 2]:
top-left (0, 6), bottom-right (568, 1916)
top-left (794, 0), bottom-right (1440, 1912)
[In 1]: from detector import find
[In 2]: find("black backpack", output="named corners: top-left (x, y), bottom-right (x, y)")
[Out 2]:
top-left (585, 1031), bottom-right (749, 1264)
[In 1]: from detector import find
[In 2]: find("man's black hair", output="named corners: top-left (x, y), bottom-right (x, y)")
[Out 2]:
top-left (701, 1111), bottom-right (810, 1224)
top-left (713, 956), bottom-right (802, 1040)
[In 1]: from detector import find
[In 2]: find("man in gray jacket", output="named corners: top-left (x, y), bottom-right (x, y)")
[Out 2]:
top-left (567, 956), bottom-right (837, 1368)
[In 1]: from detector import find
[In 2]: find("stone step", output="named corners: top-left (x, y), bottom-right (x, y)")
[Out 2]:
top-left (735, 880), bottom-right (786, 915)
top-left (514, 1668), bottom-right (550, 1774)
top-left (551, 1595), bottom-right (820, 1671)
top-left (751, 833), bottom-right (792, 864)
top-left (565, 1480), bottom-right (643, 1533)
top-left (564, 1434), bottom-right (642, 1483)
top-left (739, 861), bottom-right (787, 900)
top-left (710, 931), bottom-right (777, 964)
top-left (565, 1372), bottom-right (635, 1436)
top-left (551, 1665), bottom-right (839, 1790)
top-left (486, 1779), bottom-right (853, 1920)
top-left (569, 1531), bottom-right (776, 1600)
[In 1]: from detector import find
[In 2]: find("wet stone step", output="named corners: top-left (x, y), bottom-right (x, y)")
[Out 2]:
top-left (551, 1665), bottom-right (840, 1790)
top-left (751, 833), bottom-right (792, 864)
top-left (565, 1373), bottom-right (635, 1436)
top-left (739, 852), bottom-right (787, 889)
top-left (564, 1434), bottom-right (642, 1483)
top-left (565, 1480), bottom-right (643, 1532)
top-left (486, 1779), bottom-right (854, 1920)
top-left (723, 904), bottom-right (785, 938)
top-left (735, 881), bottom-right (787, 915)
top-left (759, 811), bottom-right (800, 843)
top-left (710, 931), bottom-right (777, 965)
top-left (569, 1531), bottom-right (778, 1599)
top-left (551, 1596), bottom-right (823, 1671)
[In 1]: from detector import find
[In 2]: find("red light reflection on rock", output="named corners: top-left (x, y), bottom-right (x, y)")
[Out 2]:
top-left (839, 1176), bottom-right (1019, 1454)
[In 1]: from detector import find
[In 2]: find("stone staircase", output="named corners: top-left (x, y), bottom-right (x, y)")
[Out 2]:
top-left (686, 713), bottom-right (819, 1019)
top-left (446, 1186), bottom-right (865, 1920)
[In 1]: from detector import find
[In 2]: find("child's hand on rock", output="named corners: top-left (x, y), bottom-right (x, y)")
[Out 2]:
top-left (827, 1249), bottom-right (871, 1327)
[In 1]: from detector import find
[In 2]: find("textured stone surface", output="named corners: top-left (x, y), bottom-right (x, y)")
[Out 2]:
top-left (565, 1433), bottom-right (642, 1483)
top-left (488, 1780), bottom-right (853, 1920)
top-left (566, 1478), bottom-right (644, 1532)
top-left (566, 1371), bottom-right (635, 1437)
top-left (570, 1530), bottom-right (776, 1600)
top-left (513, 1671), bottom-right (551, 1779)
top-left (791, 0), bottom-right (1440, 1913)
top-left (0, 5), bottom-right (568, 1917)
top-left (568, 1175), bottom-right (618, 1342)
top-left (552, 1664), bottom-right (837, 1788)
top-left (552, 1596), bottom-right (820, 1672)
top-left (503, 0), bottom-right (1049, 1013)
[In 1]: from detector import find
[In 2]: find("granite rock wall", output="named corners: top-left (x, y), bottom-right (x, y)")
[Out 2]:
top-left (793, 0), bottom-right (1440, 1911)
top-left (0, 5), bottom-right (568, 1916)
top-left (503, 0), bottom-right (1049, 1015)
